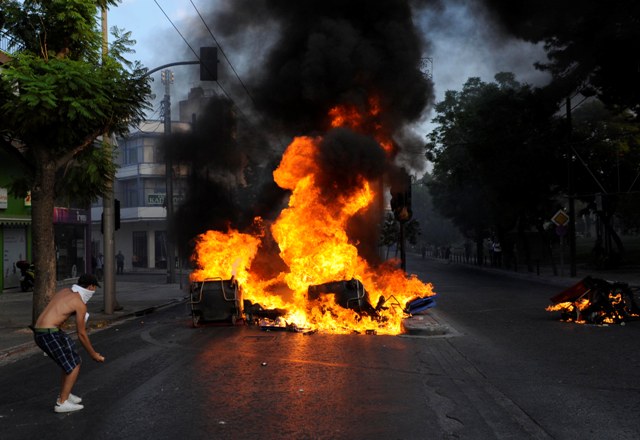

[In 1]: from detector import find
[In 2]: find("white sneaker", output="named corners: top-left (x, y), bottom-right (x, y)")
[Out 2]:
top-left (54, 399), bottom-right (84, 413)
top-left (58, 393), bottom-right (82, 404)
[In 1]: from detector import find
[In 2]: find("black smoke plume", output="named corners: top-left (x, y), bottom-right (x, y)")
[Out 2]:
top-left (172, 0), bottom-right (436, 265)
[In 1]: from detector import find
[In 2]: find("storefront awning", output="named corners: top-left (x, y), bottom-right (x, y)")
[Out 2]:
top-left (0, 217), bottom-right (31, 226)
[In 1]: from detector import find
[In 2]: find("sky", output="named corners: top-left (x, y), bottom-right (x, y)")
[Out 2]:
top-left (106, 0), bottom-right (552, 174)
top-left (103, 0), bottom-right (556, 246)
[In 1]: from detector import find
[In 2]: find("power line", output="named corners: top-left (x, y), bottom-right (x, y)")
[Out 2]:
top-left (188, 0), bottom-right (257, 108)
top-left (150, 1), bottom-right (247, 123)
top-left (152, 0), bottom-right (199, 61)
top-left (150, 1), bottom-right (283, 156)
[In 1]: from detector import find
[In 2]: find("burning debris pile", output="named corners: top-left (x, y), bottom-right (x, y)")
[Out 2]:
top-left (546, 277), bottom-right (640, 325)
top-left (239, 278), bottom-right (437, 334)
top-left (188, 120), bottom-right (438, 335)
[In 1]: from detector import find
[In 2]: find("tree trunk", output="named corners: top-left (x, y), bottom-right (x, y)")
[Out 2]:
top-left (31, 160), bottom-right (58, 324)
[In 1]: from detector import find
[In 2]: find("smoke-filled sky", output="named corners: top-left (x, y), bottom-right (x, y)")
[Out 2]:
top-left (109, 0), bottom-right (551, 161)
top-left (108, 0), bottom-right (554, 254)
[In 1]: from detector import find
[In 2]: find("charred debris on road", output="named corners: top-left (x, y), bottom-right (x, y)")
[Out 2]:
top-left (547, 276), bottom-right (640, 325)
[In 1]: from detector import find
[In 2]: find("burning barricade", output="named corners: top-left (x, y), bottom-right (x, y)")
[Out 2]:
top-left (546, 276), bottom-right (640, 325)
top-left (237, 277), bottom-right (437, 335)
top-left (187, 96), bottom-right (438, 335)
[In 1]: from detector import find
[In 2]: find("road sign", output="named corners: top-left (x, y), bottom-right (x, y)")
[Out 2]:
top-left (551, 209), bottom-right (570, 226)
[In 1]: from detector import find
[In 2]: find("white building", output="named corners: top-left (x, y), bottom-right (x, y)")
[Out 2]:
top-left (90, 87), bottom-right (228, 272)
top-left (90, 120), bottom-right (190, 272)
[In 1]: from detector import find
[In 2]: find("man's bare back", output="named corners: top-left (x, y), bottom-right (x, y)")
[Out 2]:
top-left (35, 287), bottom-right (86, 328)
top-left (34, 284), bottom-right (104, 363)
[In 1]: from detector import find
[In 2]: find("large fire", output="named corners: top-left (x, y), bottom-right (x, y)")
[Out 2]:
top-left (190, 100), bottom-right (435, 335)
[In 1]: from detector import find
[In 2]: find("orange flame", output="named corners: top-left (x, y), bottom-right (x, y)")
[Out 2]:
top-left (329, 96), bottom-right (395, 155)
top-left (190, 100), bottom-right (435, 335)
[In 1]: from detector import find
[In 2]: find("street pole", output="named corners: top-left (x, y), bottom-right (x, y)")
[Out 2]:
top-left (162, 70), bottom-right (176, 284)
top-left (567, 96), bottom-right (577, 277)
top-left (101, 7), bottom-right (116, 313)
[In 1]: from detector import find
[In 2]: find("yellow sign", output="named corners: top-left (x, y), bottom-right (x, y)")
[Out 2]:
top-left (551, 209), bottom-right (569, 226)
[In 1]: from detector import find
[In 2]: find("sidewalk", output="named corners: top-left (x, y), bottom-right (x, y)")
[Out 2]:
top-left (0, 279), bottom-right (189, 363)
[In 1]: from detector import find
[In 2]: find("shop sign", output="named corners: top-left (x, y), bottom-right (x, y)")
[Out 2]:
top-left (148, 193), bottom-right (165, 206)
top-left (53, 207), bottom-right (88, 224)
top-left (147, 193), bottom-right (183, 206)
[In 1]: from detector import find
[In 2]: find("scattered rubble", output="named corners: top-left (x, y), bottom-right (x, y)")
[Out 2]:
top-left (547, 276), bottom-right (640, 325)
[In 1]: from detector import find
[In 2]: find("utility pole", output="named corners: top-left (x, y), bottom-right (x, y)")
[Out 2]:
top-left (567, 96), bottom-right (577, 277)
top-left (101, 7), bottom-right (117, 313)
top-left (139, 49), bottom-right (216, 285)
top-left (162, 69), bottom-right (176, 284)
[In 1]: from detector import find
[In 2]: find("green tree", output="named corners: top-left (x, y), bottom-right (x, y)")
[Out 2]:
top-left (379, 212), bottom-right (399, 259)
top-left (482, 0), bottom-right (640, 115)
top-left (570, 100), bottom-right (640, 266)
top-left (0, 1), bottom-right (150, 320)
top-left (426, 73), bottom-right (564, 267)
top-left (411, 173), bottom-right (461, 248)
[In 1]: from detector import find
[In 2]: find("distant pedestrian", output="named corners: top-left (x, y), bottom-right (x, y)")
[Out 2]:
top-left (96, 253), bottom-right (104, 281)
top-left (116, 251), bottom-right (125, 274)
top-left (31, 274), bottom-right (105, 413)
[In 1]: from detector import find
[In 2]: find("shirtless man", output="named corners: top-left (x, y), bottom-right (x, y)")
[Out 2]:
top-left (33, 273), bottom-right (105, 413)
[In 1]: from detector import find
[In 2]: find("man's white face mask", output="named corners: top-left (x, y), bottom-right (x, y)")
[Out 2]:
top-left (71, 284), bottom-right (95, 304)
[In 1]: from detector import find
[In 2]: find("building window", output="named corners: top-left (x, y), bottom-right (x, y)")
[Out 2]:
top-left (144, 178), bottom-right (167, 207)
top-left (142, 137), bottom-right (160, 163)
top-left (123, 138), bottom-right (141, 165)
top-left (132, 231), bottom-right (147, 267)
top-left (122, 180), bottom-right (139, 208)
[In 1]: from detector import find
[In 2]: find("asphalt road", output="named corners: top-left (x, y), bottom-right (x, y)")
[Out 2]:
top-left (1, 256), bottom-right (639, 439)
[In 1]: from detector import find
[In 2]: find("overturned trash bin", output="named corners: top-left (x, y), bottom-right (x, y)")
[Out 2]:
top-left (190, 277), bottom-right (243, 327)
top-left (547, 276), bottom-right (640, 324)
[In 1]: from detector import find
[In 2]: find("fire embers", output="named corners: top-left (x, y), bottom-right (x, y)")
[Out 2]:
top-left (547, 277), bottom-right (640, 325)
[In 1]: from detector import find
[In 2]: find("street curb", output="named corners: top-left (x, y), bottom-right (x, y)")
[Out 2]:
top-left (401, 309), bottom-right (450, 336)
top-left (0, 340), bottom-right (36, 362)
top-left (0, 298), bottom-right (187, 363)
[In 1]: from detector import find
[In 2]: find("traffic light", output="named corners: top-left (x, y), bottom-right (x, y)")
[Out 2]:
top-left (100, 200), bottom-right (120, 233)
top-left (200, 46), bottom-right (218, 81)
top-left (390, 176), bottom-right (413, 223)
top-left (115, 199), bottom-right (121, 231)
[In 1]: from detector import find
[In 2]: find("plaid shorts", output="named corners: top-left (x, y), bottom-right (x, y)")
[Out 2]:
top-left (34, 330), bottom-right (82, 374)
